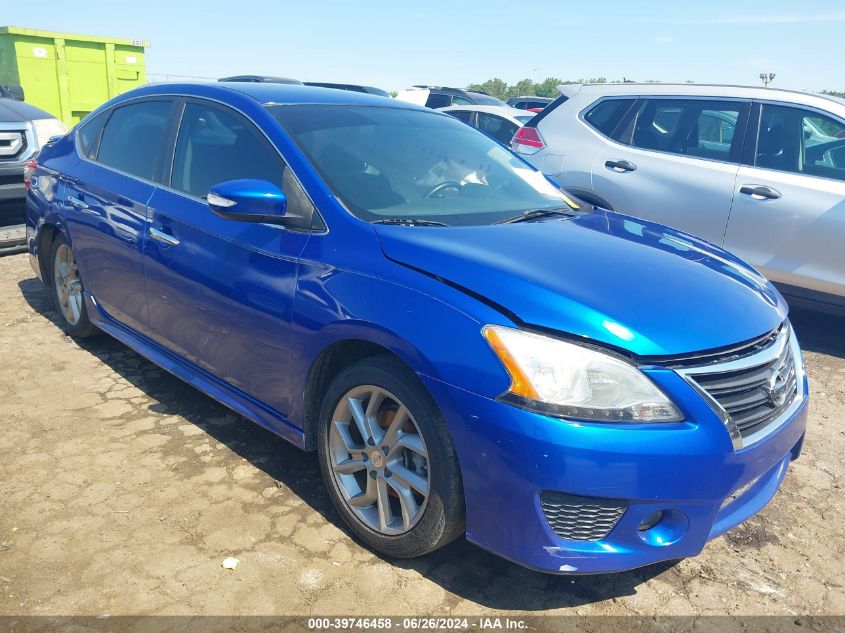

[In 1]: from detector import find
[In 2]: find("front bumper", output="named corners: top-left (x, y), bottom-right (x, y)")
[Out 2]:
top-left (0, 160), bottom-right (27, 254)
top-left (421, 368), bottom-right (808, 575)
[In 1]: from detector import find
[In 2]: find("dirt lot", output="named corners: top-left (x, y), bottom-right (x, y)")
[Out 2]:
top-left (0, 251), bottom-right (843, 617)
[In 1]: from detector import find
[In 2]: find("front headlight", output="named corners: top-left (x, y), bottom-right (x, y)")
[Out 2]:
top-left (32, 118), bottom-right (68, 150)
top-left (483, 325), bottom-right (682, 423)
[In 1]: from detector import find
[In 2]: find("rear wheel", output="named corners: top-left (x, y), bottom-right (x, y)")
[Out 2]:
top-left (50, 235), bottom-right (98, 338)
top-left (317, 355), bottom-right (464, 558)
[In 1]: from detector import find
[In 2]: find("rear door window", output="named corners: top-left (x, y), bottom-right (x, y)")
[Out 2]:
top-left (425, 93), bottom-right (452, 109)
top-left (95, 100), bottom-right (173, 181)
top-left (756, 104), bottom-right (845, 182)
top-left (477, 113), bottom-right (519, 145)
top-left (630, 99), bottom-right (746, 162)
top-left (447, 110), bottom-right (473, 123)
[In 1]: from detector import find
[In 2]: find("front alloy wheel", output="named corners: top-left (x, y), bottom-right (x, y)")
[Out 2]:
top-left (317, 356), bottom-right (464, 558)
top-left (328, 385), bottom-right (430, 535)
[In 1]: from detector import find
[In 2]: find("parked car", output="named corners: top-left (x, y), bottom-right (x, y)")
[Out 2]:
top-left (514, 83), bottom-right (845, 315)
top-left (304, 82), bottom-right (389, 98)
top-left (27, 82), bottom-right (807, 575)
top-left (507, 95), bottom-right (553, 111)
top-left (440, 105), bottom-right (535, 145)
top-left (395, 86), bottom-right (507, 109)
top-left (1, 95), bottom-right (66, 254)
top-left (218, 75), bottom-right (303, 84)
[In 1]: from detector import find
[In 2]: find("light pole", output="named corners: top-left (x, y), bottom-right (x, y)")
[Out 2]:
top-left (759, 73), bottom-right (776, 87)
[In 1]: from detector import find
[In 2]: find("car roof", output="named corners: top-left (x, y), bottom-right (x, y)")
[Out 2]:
top-left (509, 96), bottom-right (553, 102)
top-left (439, 104), bottom-right (532, 121)
top-left (559, 82), bottom-right (845, 113)
top-left (303, 82), bottom-right (390, 97)
top-left (218, 75), bottom-right (303, 85)
top-left (411, 85), bottom-right (473, 96)
top-left (124, 81), bottom-right (420, 109)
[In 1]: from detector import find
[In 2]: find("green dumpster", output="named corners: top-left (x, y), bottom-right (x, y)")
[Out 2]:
top-left (0, 26), bottom-right (149, 127)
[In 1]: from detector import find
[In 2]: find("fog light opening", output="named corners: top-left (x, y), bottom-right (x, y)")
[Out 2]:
top-left (638, 510), bottom-right (664, 532)
top-left (636, 509), bottom-right (688, 546)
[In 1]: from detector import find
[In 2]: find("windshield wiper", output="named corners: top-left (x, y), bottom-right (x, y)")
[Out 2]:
top-left (372, 218), bottom-right (449, 227)
top-left (495, 207), bottom-right (577, 224)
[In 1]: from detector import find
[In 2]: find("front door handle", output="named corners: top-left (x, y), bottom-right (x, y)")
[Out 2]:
top-left (148, 226), bottom-right (180, 247)
top-left (604, 159), bottom-right (637, 173)
top-left (67, 196), bottom-right (89, 209)
top-left (739, 185), bottom-right (781, 200)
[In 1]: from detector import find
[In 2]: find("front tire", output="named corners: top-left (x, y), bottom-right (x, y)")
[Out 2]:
top-left (49, 234), bottom-right (98, 338)
top-left (317, 355), bottom-right (465, 558)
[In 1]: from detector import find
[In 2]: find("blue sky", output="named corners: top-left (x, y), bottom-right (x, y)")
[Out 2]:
top-left (3, 0), bottom-right (842, 92)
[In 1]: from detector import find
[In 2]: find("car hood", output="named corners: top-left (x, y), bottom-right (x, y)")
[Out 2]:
top-left (0, 97), bottom-right (56, 122)
top-left (374, 211), bottom-right (787, 357)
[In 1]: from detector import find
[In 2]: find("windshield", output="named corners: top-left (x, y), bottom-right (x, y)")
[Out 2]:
top-left (270, 105), bottom-right (573, 226)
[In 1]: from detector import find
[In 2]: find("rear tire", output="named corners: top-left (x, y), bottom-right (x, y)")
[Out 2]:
top-left (49, 234), bottom-right (98, 338)
top-left (317, 355), bottom-right (465, 558)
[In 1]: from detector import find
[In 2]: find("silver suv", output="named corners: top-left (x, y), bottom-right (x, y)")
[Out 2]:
top-left (513, 83), bottom-right (845, 315)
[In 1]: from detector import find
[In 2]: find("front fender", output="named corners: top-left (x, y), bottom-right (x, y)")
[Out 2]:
top-left (286, 259), bottom-right (514, 428)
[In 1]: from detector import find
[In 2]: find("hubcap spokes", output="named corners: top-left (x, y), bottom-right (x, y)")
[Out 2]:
top-left (328, 386), bottom-right (430, 535)
top-left (54, 244), bottom-right (83, 325)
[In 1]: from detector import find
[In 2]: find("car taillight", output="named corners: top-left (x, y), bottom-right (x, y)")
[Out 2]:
top-left (24, 158), bottom-right (37, 189)
top-left (511, 126), bottom-right (545, 155)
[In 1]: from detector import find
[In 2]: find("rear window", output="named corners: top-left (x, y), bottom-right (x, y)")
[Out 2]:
top-left (525, 95), bottom-right (569, 127)
top-left (583, 98), bottom-right (636, 137)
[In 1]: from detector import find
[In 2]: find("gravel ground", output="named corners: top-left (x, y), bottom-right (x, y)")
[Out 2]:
top-left (0, 252), bottom-right (843, 617)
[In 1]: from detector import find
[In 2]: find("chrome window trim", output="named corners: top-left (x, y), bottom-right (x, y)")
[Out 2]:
top-left (675, 323), bottom-right (806, 451)
top-left (72, 92), bottom-right (327, 235)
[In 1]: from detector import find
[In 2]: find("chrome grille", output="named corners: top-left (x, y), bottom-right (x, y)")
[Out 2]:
top-left (679, 324), bottom-right (803, 448)
top-left (540, 492), bottom-right (626, 541)
top-left (0, 131), bottom-right (25, 159)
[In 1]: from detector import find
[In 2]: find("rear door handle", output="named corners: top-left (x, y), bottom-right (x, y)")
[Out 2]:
top-left (739, 185), bottom-right (781, 200)
top-left (67, 196), bottom-right (89, 209)
top-left (148, 226), bottom-right (180, 247)
top-left (604, 159), bottom-right (637, 173)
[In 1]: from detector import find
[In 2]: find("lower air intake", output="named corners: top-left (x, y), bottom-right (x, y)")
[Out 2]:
top-left (540, 491), bottom-right (627, 541)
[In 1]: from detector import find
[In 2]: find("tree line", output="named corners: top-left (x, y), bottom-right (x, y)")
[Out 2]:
top-left (465, 77), bottom-right (653, 100)
top-left (465, 78), bottom-right (845, 101)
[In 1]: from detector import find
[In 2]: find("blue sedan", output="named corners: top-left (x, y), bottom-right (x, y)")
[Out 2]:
top-left (25, 82), bottom-right (808, 574)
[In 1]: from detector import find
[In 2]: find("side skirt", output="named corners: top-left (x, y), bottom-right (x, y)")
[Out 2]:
top-left (85, 292), bottom-right (307, 450)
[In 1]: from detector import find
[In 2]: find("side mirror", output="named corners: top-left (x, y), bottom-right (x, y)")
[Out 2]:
top-left (207, 179), bottom-right (288, 225)
top-left (0, 85), bottom-right (25, 101)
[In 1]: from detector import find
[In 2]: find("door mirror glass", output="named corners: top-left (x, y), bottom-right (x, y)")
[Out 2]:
top-left (207, 179), bottom-right (288, 224)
